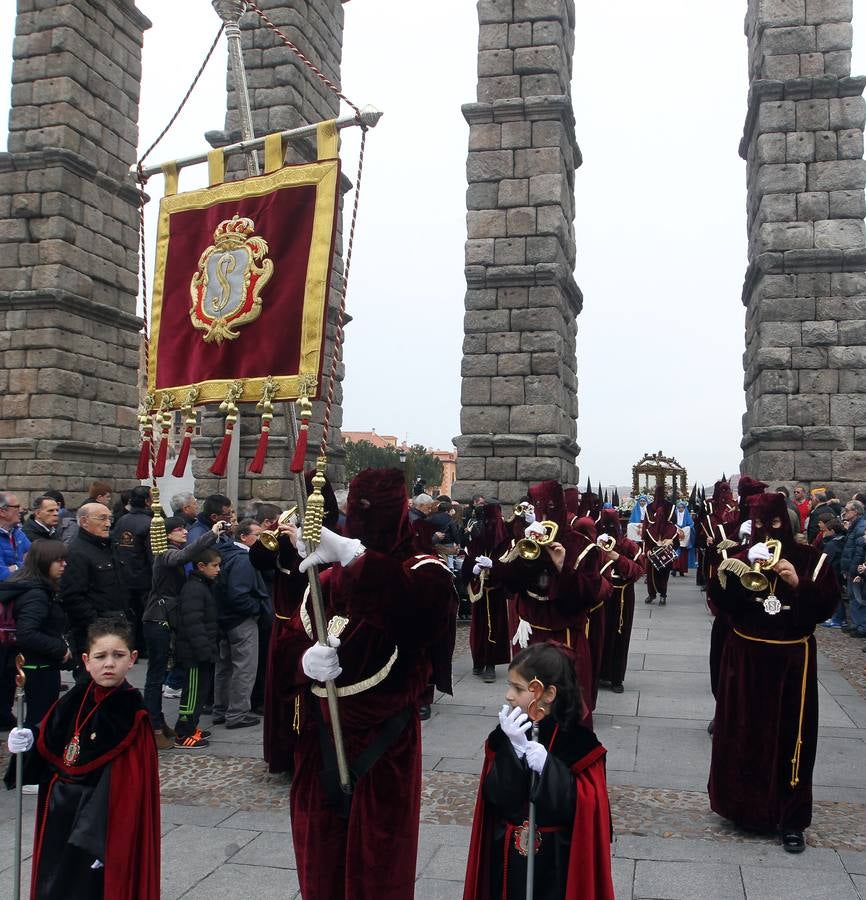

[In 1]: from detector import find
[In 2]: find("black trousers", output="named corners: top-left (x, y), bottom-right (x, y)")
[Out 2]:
top-left (175, 663), bottom-right (213, 737)
top-left (647, 565), bottom-right (671, 599)
top-left (23, 666), bottom-right (61, 728)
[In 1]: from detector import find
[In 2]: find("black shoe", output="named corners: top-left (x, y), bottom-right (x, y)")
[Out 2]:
top-left (611, 683), bottom-right (624, 694)
top-left (659, 597), bottom-right (666, 606)
top-left (781, 830), bottom-right (805, 853)
top-left (482, 665), bottom-right (496, 683)
top-left (472, 666), bottom-right (482, 677)
top-left (225, 715), bottom-right (260, 730)
top-left (644, 596), bottom-right (654, 604)
top-left (707, 719), bottom-right (714, 735)
top-left (252, 705), bottom-right (266, 716)
top-left (419, 705), bottom-right (431, 721)
top-left (212, 715), bottom-right (226, 725)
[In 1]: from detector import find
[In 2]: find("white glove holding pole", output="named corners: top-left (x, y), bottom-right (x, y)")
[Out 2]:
top-left (499, 704), bottom-right (531, 757)
top-left (747, 542), bottom-right (771, 564)
top-left (512, 618), bottom-right (533, 649)
top-left (7, 727), bottom-right (33, 754)
top-left (524, 741), bottom-right (548, 774)
top-left (301, 635), bottom-right (342, 681)
top-left (524, 521), bottom-right (546, 539)
top-left (739, 520), bottom-right (752, 539)
top-left (297, 526), bottom-right (365, 574)
top-left (472, 555), bottom-right (493, 576)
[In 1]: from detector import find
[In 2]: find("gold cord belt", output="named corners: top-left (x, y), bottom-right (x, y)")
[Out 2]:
top-left (733, 629), bottom-right (810, 788)
top-left (618, 585), bottom-right (627, 634)
top-left (585, 598), bottom-right (606, 638)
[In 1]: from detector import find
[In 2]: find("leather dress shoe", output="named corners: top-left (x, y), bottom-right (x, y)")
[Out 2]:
top-left (225, 715), bottom-right (260, 730)
top-left (418, 705), bottom-right (431, 721)
top-left (611, 683), bottom-right (624, 694)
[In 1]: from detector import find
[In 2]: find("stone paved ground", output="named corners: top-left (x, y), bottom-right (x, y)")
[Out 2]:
top-left (2, 574), bottom-right (866, 898)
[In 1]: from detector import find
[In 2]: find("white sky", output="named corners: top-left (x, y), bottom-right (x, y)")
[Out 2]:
top-left (2, 1), bottom-right (866, 489)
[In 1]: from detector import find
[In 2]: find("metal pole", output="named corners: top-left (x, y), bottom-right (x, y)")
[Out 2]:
top-left (525, 720), bottom-right (540, 900)
top-left (12, 654), bottom-right (26, 900)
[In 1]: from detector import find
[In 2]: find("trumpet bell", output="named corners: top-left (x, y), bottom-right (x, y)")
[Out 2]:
top-left (739, 538), bottom-right (782, 593)
top-left (515, 520), bottom-right (558, 561)
top-left (740, 569), bottom-right (769, 593)
top-left (256, 506), bottom-right (298, 552)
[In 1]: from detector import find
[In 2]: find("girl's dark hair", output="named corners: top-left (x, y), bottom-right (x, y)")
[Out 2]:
top-left (9, 539), bottom-right (67, 589)
top-left (509, 642), bottom-right (583, 729)
top-left (86, 617), bottom-right (135, 652)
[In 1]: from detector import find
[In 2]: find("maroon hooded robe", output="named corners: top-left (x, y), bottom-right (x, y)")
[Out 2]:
top-left (462, 502), bottom-right (513, 670)
top-left (707, 493), bottom-right (838, 832)
top-left (285, 469), bottom-right (457, 900)
top-left (642, 488), bottom-right (678, 602)
top-left (598, 509), bottom-right (647, 688)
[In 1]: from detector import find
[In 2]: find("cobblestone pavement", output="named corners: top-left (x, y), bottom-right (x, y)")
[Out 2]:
top-left (817, 627), bottom-right (866, 698)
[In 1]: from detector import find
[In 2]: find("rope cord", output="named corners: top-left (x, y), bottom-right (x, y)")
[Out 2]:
top-left (246, 1), bottom-right (368, 454)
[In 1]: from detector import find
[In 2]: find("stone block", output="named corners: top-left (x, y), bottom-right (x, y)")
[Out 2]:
top-left (467, 150), bottom-right (513, 182)
top-left (531, 352), bottom-right (562, 375)
top-left (814, 219), bottom-right (865, 248)
top-left (829, 97), bottom-right (865, 131)
top-left (468, 124), bottom-right (502, 151)
top-left (799, 52), bottom-right (824, 75)
top-left (757, 1), bottom-right (806, 28)
top-left (508, 23), bottom-right (532, 48)
top-left (28, 393), bottom-right (77, 420)
top-left (525, 374), bottom-right (562, 404)
top-left (485, 457), bottom-right (517, 480)
top-left (756, 132), bottom-right (787, 164)
top-left (501, 121), bottom-right (532, 149)
top-left (456, 457), bottom-right (486, 480)
top-left (461, 377), bottom-right (491, 404)
top-left (510, 404), bottom-right (559, 433)
top-left (529, 173), bottom-right (567, 205)
top-left (465, 310), bottom-right (511, 333)
top-left (814, 131), bottom-right (837, 160)
top-left (819, 296), bottom-right (866, 320)
top-left (494, 237), bottom-right (526, 264)
top-left (805, 1), bottom-right (853, 25)
top-left (839, 368), bottom-right (866, 391)
top-left (526, 236), bottom-right (562, 264)
top-left (488, 332), bottom-right (521, 353)
top-left (796, 98), bottom-right (829, 130)
top-left (796, 191), bottom-right (829, 220)
top-left (833, 452), bottom-right (866, 481)
top-left (498, 179), bottom-right (529, 207)
top-left (798, 369), bottom-right (839, 393)
top-left (35, 367), bottom-right (84, 395)
top-left (792, 346), bottom-right (828, 367)
top-left (788, 393), bottom-right (829, 424)
top-left (753, 394), bottom-right (789, 426)
top-left (461, 405), bottom-right (510, 435)
top-left (514, 148), bottom-right (562, 179)
top-left (491, 376), bottom-right (524, 404)
top-left (521, 331), bottom-right (562, 353)
top-left (795, 449), bottom-right (833, 479)
top-left (467, 209), bottom-right (507, 239)
top-left (830, 393), bottom-right (866, 423)
top-left (828, 345), bottom-right (866, 367)
top-left (764, 53), bottom-right (801, 79)
top-left (786, 131), bottom-right (815, 162)
top-left (831, 272), bottom-right (866, 295)
top-left (466, 239), bottom-right (495, 264)
top-left (744, 449), bottom-right (795, 479)
top-left (829, 189), bottom-right (866, 218)
top-left (498, 353), bottom-right (532, 375)
top-left (478, 49), bottom-right (514, 78)
top-left (763, 26), bottom-right (816, 54)
top-left (506, 207), bottom-right (536, 236)
top-left (758, 321), bottom-right (803, 346)
top-left (516, 456), bottom-right (563, 481)
top-left (498, 286), bottom-right (529, 308)
top-left (491, 433), bottom-right (537, 456)
top-left (759, 297), bottom-right (816, 323)
top-left (465, 289), bottom-right (498, 311)
top-left (760, 274), bottom-right (798, 298)
top-left (756, 163), bottom-right (807, 193)
top-left (824, 50), bottom-right (851, 75)
top-left (817, 22), bottom-right (853, 51)
top-left (837, 128), bottom-right (864, 159)
top-left (759, 370), bottom-right (799, 393)
top-left (759, 221), bottom-right (813, 251)
top-left (808, 159), bottom-right (866, 191)
top-left (802, 425), bottom-right (851, 448)
top-left (467, 182), bottom-right (500, 209)
top-left (478, 23), bottom-right (508, 51)
top-left (838, 320), bottom-right (866, 342)
top-left (477, 75), bottom-right (520, 102)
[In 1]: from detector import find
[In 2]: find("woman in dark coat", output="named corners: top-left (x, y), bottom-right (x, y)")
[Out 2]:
top-left (0, 540), bottom-right (71, 727)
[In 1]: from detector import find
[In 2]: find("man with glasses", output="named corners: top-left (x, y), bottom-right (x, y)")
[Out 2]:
top-left (841, 500), bottom-right (866, 639)
top-left (60, 502), bottom-right (132, 677)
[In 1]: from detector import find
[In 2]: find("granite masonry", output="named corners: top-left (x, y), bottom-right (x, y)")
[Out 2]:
top-left (0, 0), bottom-right (149, 507)
top-left (740, 0), bottom-right (866, 492)
top-left (452, 0), bottom-right (583, 505)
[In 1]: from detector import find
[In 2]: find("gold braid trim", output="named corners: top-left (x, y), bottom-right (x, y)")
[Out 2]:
top-left (716, 557), bottom-right (751, 589)
top-left (733, 629), bottom-right (810, 788)
top-left (467, 570), bottom-right (486, 603)
top-left (573, 542), bottom-right (597, 571)
top-left (716, 539), bottom-right (737, 552)
top-left (311, 646), bottom-right (400, 698)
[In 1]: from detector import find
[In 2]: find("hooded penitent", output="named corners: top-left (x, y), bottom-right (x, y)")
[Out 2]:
top-left (736, 475), bottom-right (767, 524)
top-left (468, 501), bottom-right (509, 557)
top-left (344, 467), bottom-right (413, 555)
top-left (528, 480), bottom-right (568, 531)
top-left (748, 491), bottom-right (795, 547)
top-left (599, 508), bottom-right (622, 540)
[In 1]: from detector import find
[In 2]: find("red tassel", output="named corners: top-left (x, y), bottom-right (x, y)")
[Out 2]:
top-left (136, 437), bottom-right (152, 479)
top-left (209, 421), bottom-right (234, 476)
top-left (153, 426), bottom-right (169, 477)
top-left (248, 422), bottom-right (270, 474)
top-left (172, 427), bottom-right (193, 477)
top-left (290, 424), bottom-right (309, 473)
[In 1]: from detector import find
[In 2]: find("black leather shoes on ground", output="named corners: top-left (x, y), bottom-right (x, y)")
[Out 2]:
top-left (611, 683), bottom-right (624, 694)
top-left (644, 596), bottom-right (654, 604)
top-left (225, 715), bottom-right (260, 730)
top-left (212, 715), bottom-right (226, 725)
top-left (781, 830), bottom-right (805, 853)
top-left (482, 665), bottom-right (496, 683)
top-left (659, 597), bottom-right (667, 606)
top-left (472, 666), bottom-right (482, 677)
top-left (419, 705), bottom-right (431, 721)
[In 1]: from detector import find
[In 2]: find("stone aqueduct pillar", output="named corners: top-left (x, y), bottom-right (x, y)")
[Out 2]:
top-left (740, 0), bottom-right (866, 492)
top-left (452, 0), bottom-right (582, 505)
top-left (0, 0), bottom-right (149, 507)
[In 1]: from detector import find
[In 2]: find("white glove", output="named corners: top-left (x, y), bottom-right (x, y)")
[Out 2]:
top-left (747, 542), bottom-right (771, 564)
top-left (524, 521), bottom-right (546, 539)
top-left (90, 860), bottom-right (104, 870)
top-left (498, 704), bottom-right (531, 756)
top-left (739, 521), bottom-right (752, 539)
top-left (512, 618), bottom-right (533, 649)
top-left (524, 740), bottom-right (548, 774)
top-left (297, 526), bottom-right (364, 574)
top-left (301, 635), bottom-right (342, 681)
top-left (523, 504), bottom-right (536, 525)
top-left (472, 555), bottom-right (493, 575)
top-left (596, 533), bottom-right (611, 547)
top-left (7, 727), bottom-right (33, 754)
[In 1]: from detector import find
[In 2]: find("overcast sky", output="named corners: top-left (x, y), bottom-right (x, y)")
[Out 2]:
top-left (2, 2), bottom-right (866, 489)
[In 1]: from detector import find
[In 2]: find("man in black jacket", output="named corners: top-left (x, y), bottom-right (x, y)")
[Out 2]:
top-left (213, 519), bottom-right (268, 729)
top-left (21, 496), bottom-right (61, 544)
top-left (112, 485), bottom-right (153, 654)
top-left (60, 502), bottom-right (131, 675)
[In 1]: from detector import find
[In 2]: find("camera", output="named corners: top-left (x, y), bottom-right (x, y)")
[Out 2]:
top-left (216, 520), bottom-right (231, 534)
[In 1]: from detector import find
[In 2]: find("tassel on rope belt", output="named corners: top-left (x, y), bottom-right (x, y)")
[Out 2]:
top-left (733, 629), bottom-right (811, 788)
top-left (617, 584), bottom-right (627, 634)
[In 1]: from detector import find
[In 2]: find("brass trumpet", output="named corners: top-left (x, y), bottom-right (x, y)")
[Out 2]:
top-left (258, 506), bottom-right (298, 552)
top-left (507, 501), bottom-right (534, 523)
top-left (597, 535), bottom-right (616, 553)
top-left (740, 538), bottom-right (782, 592)
top-left (516, 520), bottom-right (558, 561)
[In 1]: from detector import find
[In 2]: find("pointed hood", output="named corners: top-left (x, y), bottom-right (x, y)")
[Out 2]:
top-left (599, 508), bottom-right (622, 539)
top-left (345, 467), bottom-right (413, 555)
top-left (736, 475), bottom-right (767, 524)
top-left (749, 492), bottom-right (794, 546)
top-left (528, 480), bottom-right (568, 531)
